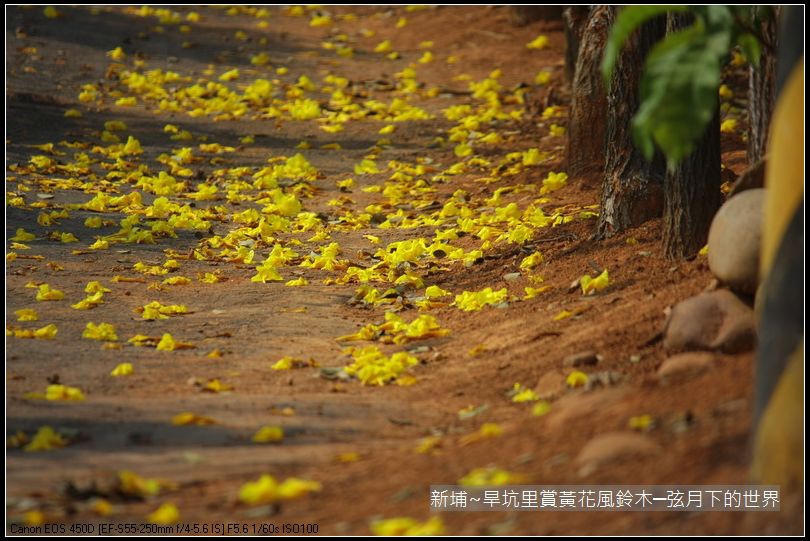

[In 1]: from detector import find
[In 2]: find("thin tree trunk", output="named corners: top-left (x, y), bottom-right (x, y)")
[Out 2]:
top-left (563, 6), bottom-right (590, 83)
top-left (597, 9), bottom-right (667, 237)
top-left (748, 6), bottom-right (779, 164)
top-left (566, 6), bottom-right (610, 185)
top-left (663, 13), bottom-right (721, 259)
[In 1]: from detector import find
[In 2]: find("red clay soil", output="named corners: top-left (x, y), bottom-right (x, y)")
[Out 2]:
top-left (5, 5), bottom-right (802, 535)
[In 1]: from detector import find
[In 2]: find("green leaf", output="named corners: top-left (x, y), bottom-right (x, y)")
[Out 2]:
top-left (632, 19), bottom-right (729, 169)
top-left (736, 33), bottom-right (761, 67)
top-left (601, 5), bottom-right (686, 84)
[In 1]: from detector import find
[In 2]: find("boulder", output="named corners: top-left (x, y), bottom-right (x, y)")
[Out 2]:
top-left (576, 431), bottom-right (660, 476)
top-left (657, 352), bottom-right (715, 381)
top-left (707, 188), bottom-right (765, 294)
top-left (663, 289), bottom-right (756, 353)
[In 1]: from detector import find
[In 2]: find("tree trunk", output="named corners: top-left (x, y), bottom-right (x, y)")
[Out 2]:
top-left (663, 13), bottom-right (721, 259)
top-left (747, 6), bottom-right (779, 164)
top-left (563, 7), bottom-right (590, 83)
top-left (566, 6), bottom-right (610, 185)
top-left (596, 9), bottom-right (667, 237)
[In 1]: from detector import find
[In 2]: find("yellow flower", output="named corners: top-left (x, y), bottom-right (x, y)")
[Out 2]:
top-left (337, 452), bottom-right (361, 462)
top-left (344, 346), bottom-right (418, 386)
top-left (460, 423), bottom-right (503, 445)
top-left (35, 284), bottom-right (64, 301)
top-left (262, 474), bottom-right (315, 505)
top-left (252, 426), bottom-right (284, 443)
top-left (15, 308), bottom-right (38, 321)
top-left (629, 414), bottom-right (655, 431)
top-left (526, 35), bottom-right (549, 49)
top-left (106, 47), bottom-right (126, 61)
top-left (11, 228), bottom-right (36, 241)
top-left (140, 301), bottom-right (188, 320)
top-left (520, 252), bottom-right (544, 271)
top-left (374, 40), bottom-right (392, 53)
top-left (147, 502), bottom-right (179, 525)
top-left (370, 517), bottom-right (445, 536)
top-left (162, 276), bottom-right (191, 285)
top-left (23, 426), bottom-right (67, 452)
top-left (285, 277), bottom-right (308, 287)
top-left (459, 466), bottom-right (522, 486)
top-left (511, 383), bottom-right (540, 403)
top-left (219, 68), bottom-right (240, 81)
top-left (579, 268), bottom-right (609, 295)
top-left (117, 470), bottom-right (168, 497)
top-left (541, 171), bottom-right (568, 194)
top-left (45, 384), bottom-right (85, 401)
top-left (251, 261), bottom-right (283, 283)
top-left (566, 370), bottom-right (589, 388)
top-left (24, 510), bottom-right (46, 527)
top-left (90, 499), bottom-right (113, 517)
top-left (71, 291), bottom-right (105, 310)
top-left (534, 71), bottom-right (552, 85)
top-left (172, 412), bottom-right (215, 425)
top-left (532, 401), bottom-right (552, 417)
top-left (424, 285), bottom-right (451, 298)
top-left (203, 379), bottom-right (232, 393)
top-left (553, 309), bottom-right (573, 321)
top-left (523, 286), bottom-right (551, 300)
top-left (82, 322), bottom-right (118, 341)
top-left (111, 363), bottom-right (134, 376)
top-left (720, 118), bottom-right (737, 133)
top-left (354, 159), bottom-right (380, 175)
top-left (453, 287), bottom-right (508, 311)
top-left (454, 142), bottom-right (473, 157)
top-left (85, 281), bottom-right (111, 294)
top-left (156, 333), bottom-right (194, 351)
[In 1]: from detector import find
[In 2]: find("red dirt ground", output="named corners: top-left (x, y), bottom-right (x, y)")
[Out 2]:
top-left (5, 5), bottom-right (802, 535)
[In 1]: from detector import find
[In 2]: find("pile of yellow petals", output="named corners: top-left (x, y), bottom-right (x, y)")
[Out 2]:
top-left (25, 384), bottom-right (86, 401)
top-left (453, 287), bottom-right (509, 311)
top-left (138, 301), bottom-right (188, 320)
top-left (8, 324), bottom-right (57, 339)
top-left (337, 313), bottom-right (449, 345)
top-left (343, 345), bottom-right (419, 386)
top-left (82, 322), bottom-right (118, 341)
top-left (238, 474), bottom-right (321, 505)
top-left (35, 284), bottom-right (64, 301)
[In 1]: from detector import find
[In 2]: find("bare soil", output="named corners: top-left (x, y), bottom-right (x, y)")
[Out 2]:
top-left (5, 5), bottom-right (801, 535)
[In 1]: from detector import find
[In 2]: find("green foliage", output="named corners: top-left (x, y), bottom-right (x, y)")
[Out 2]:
top-left (602, 6), bottom-right (765, 170)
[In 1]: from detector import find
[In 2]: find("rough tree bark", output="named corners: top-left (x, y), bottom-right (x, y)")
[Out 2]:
top-left (663, 12), bottom-right (722, 259)
top-left (748, 6), bottom-right (779, 164)
top-left (596, 9), bottom-right (667, 237)
top-left (566, 6), bottom-right (610, 185)
top-left (563, 6), bottom-right (590, 83)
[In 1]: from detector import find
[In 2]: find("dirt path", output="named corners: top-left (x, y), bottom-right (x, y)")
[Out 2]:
top-left (5, 6), bottom-right (800, 535)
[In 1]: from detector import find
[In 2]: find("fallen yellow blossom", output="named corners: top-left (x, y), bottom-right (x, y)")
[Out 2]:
top-left (83, 322), bottom-right (118, 341)
top-left (252, 426), bottom-right (284, 443)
